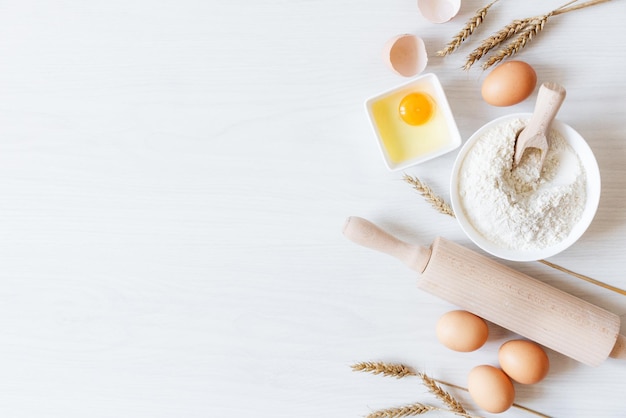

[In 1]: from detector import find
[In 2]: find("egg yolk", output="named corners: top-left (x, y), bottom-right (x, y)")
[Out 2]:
top-left (398, 92), bottom-right (434, 126)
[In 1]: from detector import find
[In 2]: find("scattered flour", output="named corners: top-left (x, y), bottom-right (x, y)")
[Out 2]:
top-left (458, 118), bottom-right (587, 250)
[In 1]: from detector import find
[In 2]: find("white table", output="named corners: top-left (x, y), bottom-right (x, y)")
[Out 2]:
top-left (1, 1), bottom-right (625, 417)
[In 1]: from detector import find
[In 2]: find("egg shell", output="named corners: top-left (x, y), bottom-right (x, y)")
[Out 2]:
top-left (384, 34), bottom-right (428, 77)
top-left (417, 0), bottom-right (461, 23)
top-left (436, 310), bottom-right (488, 352)
top-left (481, 61), bottom-right (537, 106)
top-left (499, 339), bottom-right (550, 384)
top-left (468, 365), bottom-right (515, 414)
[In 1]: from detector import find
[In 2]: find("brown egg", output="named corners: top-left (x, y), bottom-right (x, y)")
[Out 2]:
top-left (468, 365), bottom-right (515, 413)
top-left (499, 339), bottom-right (550, 384)
top-left (383, 34), bottom-right (428, 77)
top-left (481, 61), bottom-right (537, 106)
top-left (436, 310), bottom-right (489, 352)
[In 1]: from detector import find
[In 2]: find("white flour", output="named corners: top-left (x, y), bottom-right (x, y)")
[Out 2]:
top-left (458, 118), bottom-right (587, 250)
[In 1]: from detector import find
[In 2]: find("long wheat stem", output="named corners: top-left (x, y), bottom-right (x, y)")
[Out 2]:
top-left (481, 1), bottom-right (611, 72)
top-left (465, 0), bottom-right (610, 69)
top-left (553, 0), bottom-right (612, 15)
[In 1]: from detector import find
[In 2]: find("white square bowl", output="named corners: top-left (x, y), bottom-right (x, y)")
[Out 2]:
top-left (365, 73), bottom-right (461, 171)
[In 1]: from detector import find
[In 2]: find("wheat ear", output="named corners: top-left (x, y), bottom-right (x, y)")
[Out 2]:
top-left (353, 362), bottom-right (551, 417)
top-left (467, 0), bottom-right (610, 69)
top-left (403, 174), bottom-right (455, 217)
top-left (482, 13), bottom-right (552, 69)
top-left (351, 361), bottom-right (416, 378)
top-left (463, 17), bottom-right (532, 70)
top-left (482, 0), bottom-right (611, 68)
top-left (367, 402), bottom-right (438, 418)
top-left (437, 0), bottom-right (499, 57)
top-left (417, 372), bottom-right (468, 416)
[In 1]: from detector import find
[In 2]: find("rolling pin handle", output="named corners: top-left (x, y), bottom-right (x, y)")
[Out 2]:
top-left (609, 334), bottom-right (626, 360)
top-left (343, 216), bottom-right (431, 273)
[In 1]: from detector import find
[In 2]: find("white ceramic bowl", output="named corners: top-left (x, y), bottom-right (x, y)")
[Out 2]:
top-left (365, 73), bottom-right (461, 171)
top-left (450, 113), bottom-right (601, 262)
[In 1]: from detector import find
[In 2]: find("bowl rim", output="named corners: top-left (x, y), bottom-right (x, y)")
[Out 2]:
top-left (449, 112), bottom-right (601, 262)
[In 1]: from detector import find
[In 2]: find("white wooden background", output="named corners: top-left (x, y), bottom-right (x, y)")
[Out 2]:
top-left (0, 1), bottom-right (625, 417)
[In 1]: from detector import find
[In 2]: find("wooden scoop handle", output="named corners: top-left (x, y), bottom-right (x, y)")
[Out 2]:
top-left (343, 216), bottom-right (431, 273)
top-left (514, 82), bottom-right (566, 166)
top-left (529, 82), bottom-right (566, 136)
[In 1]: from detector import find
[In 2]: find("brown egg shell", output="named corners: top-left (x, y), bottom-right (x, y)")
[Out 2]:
top-left (383, 34), bottom-right (428, 77)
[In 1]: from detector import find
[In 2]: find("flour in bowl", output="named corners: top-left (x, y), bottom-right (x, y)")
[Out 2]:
top-left (458, 118), bottom-right (587, 250)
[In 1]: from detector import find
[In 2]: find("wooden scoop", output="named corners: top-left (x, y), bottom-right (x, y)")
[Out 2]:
top-left (343, 216), bottom-right (626, 366)
top-left (513, 82), bottom-right (566, 169)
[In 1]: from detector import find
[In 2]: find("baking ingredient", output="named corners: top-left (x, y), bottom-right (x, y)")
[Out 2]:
top-left (437, 0), bottom-right (499, 56)
top-left (468, 365), bottom-right (515, 413)
top-left (384, 34), bottom-right (428, 77)
top-left (465, 18), bottom-right (533, 70)
top-left (436, 310), bottom-right (488, 352)
top-left (463, 0), bottom-right (610, 69)
top-left (499, 340), bottom-right (550, 384)
top-left (404, 174), bottom-right (455, 217)
top-left (458, 117), bottom-right (586, 250)
top-left (404, 174), bottom-right (626, 295)
top-left (399, 93), bottom-right (434, 126)
top-left (369, 88), bottom-right (453, 164)
top-left (481, 61), bottom-right (537, 106)
top-left (343, 216), bottom-right (624, 366)
top-left (352, 361), bottom-right (550, 417)
top-left (417, 0), bottom-right (461, 23)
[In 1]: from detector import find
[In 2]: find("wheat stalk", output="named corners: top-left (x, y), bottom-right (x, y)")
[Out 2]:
top-left (351, 359), bottom-right (468, 414)
top-left (481, 13), bottom-right (552, 69)
top-left (403, 174), bottom-right (455, 217)
top-left (352, 361), bottom-right (417, 378)
top-left (437, 0), bottom-right (499, 57)
top-left (463, 18), bottom-right (533, 70)
top-left (367, 402), bottom-right (483, 418)
top-left (538, 259), bottom-right (626, 296)
top-left (482, 0), bottom-right (611, 68)
top-left (417, 372), bottom-right (468, 416)
top-left (367, 402), bottom-right (439, 417)
top-left (464, 0), bottom-right (610, 69)
top-left (353, 362), bottom-right (552, 417)
top-left (553, 0), bottom-right (612, 15)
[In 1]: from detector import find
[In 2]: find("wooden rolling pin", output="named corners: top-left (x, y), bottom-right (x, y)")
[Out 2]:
top-left (343, 216), bottom-right (626, 366)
